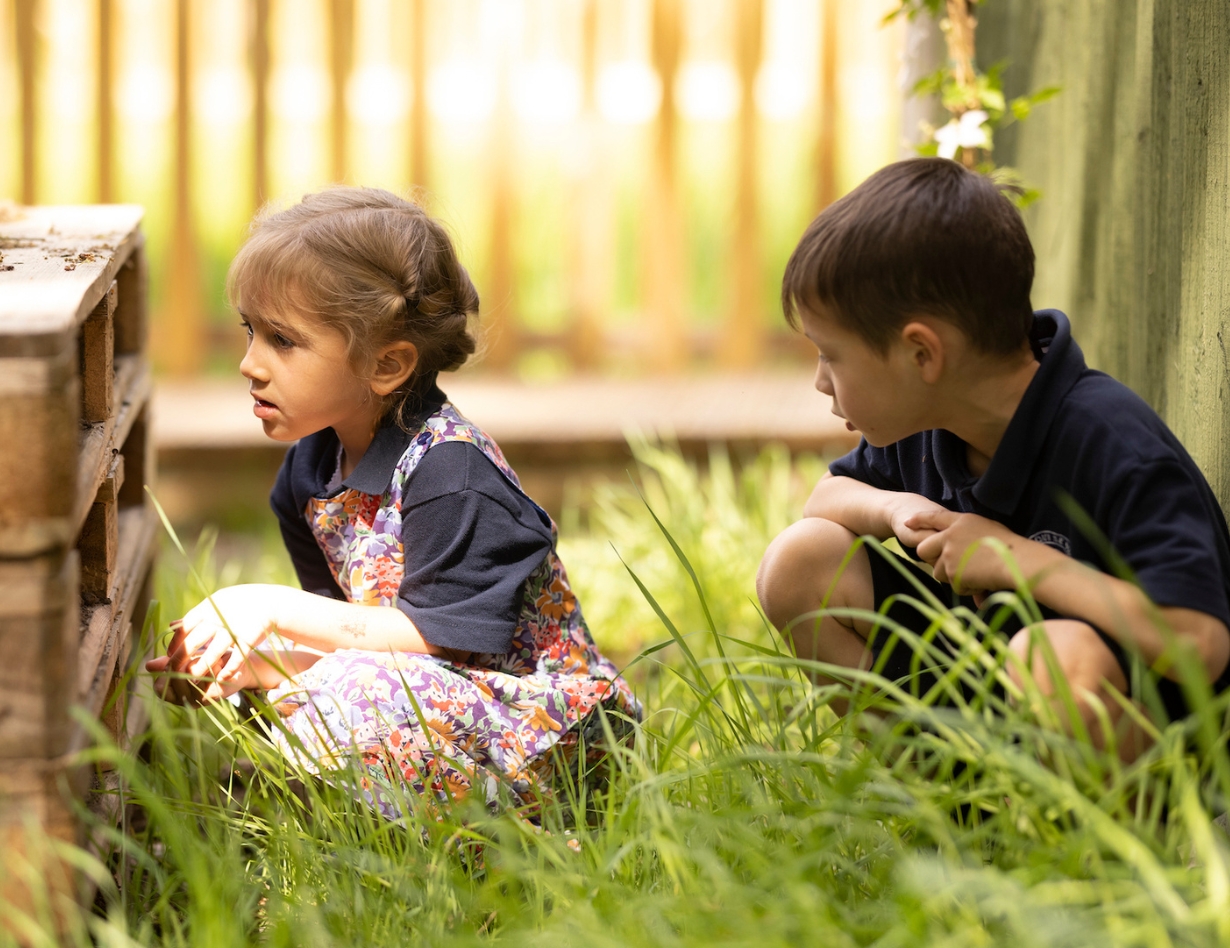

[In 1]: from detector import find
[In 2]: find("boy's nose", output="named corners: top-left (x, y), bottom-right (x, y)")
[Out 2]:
top-left (813, 361), bottom-right (833, 396)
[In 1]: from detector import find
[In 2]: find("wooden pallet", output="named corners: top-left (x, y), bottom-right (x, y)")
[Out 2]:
top-left (0, 206), bottom-right (156, 913)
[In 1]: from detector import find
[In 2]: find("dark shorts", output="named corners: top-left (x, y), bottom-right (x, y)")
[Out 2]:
top-left (863, 546), bottom-right (1228, 724)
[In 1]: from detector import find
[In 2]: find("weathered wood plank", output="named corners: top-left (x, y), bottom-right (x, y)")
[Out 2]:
top-left (79, 280), bottom-right (116, 424)
top-left (75, 505), bottom-right (158, 729)
top-left (0, 343), bottom-right (77, 557)
top-left (73, 355), bottom-right (150, 540)
top-left (0, 553), bottom-right (79, 760)
top-left (78, 453), bottom-right (124, 606)
top-left (113, 237), bottom-right (147, 357)
top-left (0, 205), bottom-right (144, 355)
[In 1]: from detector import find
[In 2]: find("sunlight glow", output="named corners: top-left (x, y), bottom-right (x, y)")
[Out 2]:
top-left (116, 63), bottom-right (174, 122)
top-left (513, 61), bottom-right (582, 124)
top-left (596, 60), bottom-right (661, 125)
top-left (676, 61), bottom-right (741, 122)
top-left (270, 64), bottom-right (330, 122)
top-left (754, 62), bottom-right (810, 120)
top-left (195, 65), bottom-right (252, 125)
top-left (428, 60), bottom-right (497, 123)
top-left (347, 63), bottom-right (411, 124)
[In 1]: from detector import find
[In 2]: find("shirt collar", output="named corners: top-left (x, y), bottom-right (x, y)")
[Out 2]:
top-left (972, 310), bottom-right (1087, 515)
top-left (335, 384), bottom-right (447, 496)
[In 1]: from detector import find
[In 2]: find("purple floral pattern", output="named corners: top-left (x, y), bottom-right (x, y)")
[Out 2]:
top-left (266, 403), bottom-right (640, 817)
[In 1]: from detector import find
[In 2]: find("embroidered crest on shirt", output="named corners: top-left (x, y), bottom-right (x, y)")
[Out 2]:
top-left (1029, 530), bottom-right (1072, 556)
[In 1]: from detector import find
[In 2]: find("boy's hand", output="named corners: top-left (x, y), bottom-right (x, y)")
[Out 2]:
top-left (907, 509), bottom-right (1025, 595)
top-left (888, 493), bottom-right (953, 548)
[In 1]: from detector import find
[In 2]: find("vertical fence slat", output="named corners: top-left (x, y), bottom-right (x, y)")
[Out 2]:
top-left (485, 32), bottom-right (518, 373)
top-left (164, 0), bottom-right (202, 374)
top-left (96, 0), bottom-right (114, 202)
top-left (721, 0), bottom-right (765, 368)
top-left (646, 0), bottom-right (687, 371)
top-left (252, 0), bottom-right (270, 210)
top-left (568, 0), bottom-right (607, 371)
top-left (408, 0), bottom-right (428, 190)
top-left (329, 0), bottom-right (353, 183)
top-left (16, 0), bottom-right (36, 204)
top-left (816, 0), bottom-right (838, 211)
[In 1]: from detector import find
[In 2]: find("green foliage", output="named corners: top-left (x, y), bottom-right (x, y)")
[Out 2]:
top-left (4, 442), bottom-right (1230, 946)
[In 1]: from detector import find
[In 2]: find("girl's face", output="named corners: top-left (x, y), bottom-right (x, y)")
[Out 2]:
top-left (238, 303), bottom-right (379, 447)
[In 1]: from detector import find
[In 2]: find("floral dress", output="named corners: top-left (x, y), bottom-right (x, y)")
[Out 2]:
top-left (265, 403), bottom-right (640, 818)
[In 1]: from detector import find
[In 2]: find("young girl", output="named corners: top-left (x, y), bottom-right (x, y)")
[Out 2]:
top-left (147, 187), bottom-right (639, 815)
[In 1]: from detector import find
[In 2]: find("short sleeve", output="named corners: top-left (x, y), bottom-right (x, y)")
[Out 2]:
top-left (829, 438), bottom-right (905, 491)
top-left (1103, 460), bottom-right (1230, 627)
top-left (270, 445), bottom-right (346, 600)
top-left (395, 441), bottom-right (554, 654)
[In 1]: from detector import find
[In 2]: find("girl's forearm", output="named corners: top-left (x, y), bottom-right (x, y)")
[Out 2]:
top-left (271, 586), bottom-right (443, 656)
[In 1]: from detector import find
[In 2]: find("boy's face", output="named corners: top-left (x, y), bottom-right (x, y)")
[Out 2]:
top-left (799, 303), bottom-right (932, 448)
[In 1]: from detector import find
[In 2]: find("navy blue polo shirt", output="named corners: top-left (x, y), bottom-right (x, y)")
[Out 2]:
top-left (829, 310), bottom-right (1230, 630)
top-left (269, 385), bottom-right (554, 654)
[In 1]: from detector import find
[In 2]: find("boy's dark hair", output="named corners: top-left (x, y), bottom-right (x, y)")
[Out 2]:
top-left (781, 158), bottom-right (1035, 356)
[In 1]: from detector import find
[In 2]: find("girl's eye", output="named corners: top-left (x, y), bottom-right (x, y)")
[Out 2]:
top-left (240, 320), bottom-right (253, 340)
top-left (273, 333), bottom-right (294, 350)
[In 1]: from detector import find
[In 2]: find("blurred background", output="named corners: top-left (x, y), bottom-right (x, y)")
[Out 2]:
top-left (1, 0), bottom-right (922, 541)
top-left (1, 0), bottom-right (910, 380)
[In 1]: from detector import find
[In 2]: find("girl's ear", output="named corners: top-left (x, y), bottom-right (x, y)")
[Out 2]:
top-left (899, 320), bottom-right (945, 384)
top-left (370, 341), bottom-right (419, 397)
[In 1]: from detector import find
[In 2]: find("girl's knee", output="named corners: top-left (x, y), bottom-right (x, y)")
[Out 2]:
top-left (756, 518), bottom-right (866, 632)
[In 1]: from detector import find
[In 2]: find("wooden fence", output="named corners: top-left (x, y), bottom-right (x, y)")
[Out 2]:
top-left (981, 0), bottom-right (1230, 506)
top-left (4, 0), bottom-right (905, 379)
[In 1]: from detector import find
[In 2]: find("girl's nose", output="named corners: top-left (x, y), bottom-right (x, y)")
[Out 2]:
top-left (240, 342), bottom-right (267, 381)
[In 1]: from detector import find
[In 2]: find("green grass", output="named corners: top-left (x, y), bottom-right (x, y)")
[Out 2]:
top-left (4, 441), bottom-right (1230, 946)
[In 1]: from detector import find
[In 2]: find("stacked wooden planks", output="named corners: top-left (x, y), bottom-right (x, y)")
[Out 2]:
top-left (0, 205), bottom-right (157, 906)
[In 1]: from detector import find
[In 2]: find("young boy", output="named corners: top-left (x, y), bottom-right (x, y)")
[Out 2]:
top-left (756, 158), bottom-right (1230, 757)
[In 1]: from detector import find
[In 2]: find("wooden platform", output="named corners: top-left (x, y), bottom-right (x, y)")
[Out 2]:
top-left (154, 371), bottom-right (857, 453)
top-left (153, 372), bottom-right (861, 524)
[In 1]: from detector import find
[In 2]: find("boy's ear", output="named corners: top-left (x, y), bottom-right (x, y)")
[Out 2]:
top-left (370, 341), bottom-right (419, 397)
top-left (899, 320), bottom-right (945, 383)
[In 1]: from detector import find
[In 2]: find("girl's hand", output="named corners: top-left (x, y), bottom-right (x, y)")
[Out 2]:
top-left (146, 625), bottom-right (251, 705)
top-left (171, 584), bottom-right (290, 686)
top-left (907, 509), bottom-right (1025, 595)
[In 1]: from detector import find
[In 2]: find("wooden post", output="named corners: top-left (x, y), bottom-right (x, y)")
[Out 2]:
top-left (16, 0), bottom-right (37, 205)
top-left (252, 0), bottom-right (270, 210)
top-left (330, 0), bottom-right (355, 183)
top-left (164, 0), bottom-right (203, 375)
top-left (720, 0), bottom-right (765, 369)
top-left (645, 0), bottom-right (687, 372)
top-left (485, 39), bottom-right (518, 372)
top-left (568, 0), bottom-right (607, 371)
top-left (97, 0), bottom-right (115, 202)
top-left (408, 0), bottom-right (428, 191)
top-left (816, 0), bottom-right (838, 212)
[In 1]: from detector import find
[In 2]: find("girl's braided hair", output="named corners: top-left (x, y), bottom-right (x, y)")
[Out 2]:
top-left (227, 186), bottom-right (479, 430)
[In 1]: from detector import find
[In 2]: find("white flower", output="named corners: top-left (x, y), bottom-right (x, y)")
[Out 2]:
top-left (934, 109), bottom-right (990, 159)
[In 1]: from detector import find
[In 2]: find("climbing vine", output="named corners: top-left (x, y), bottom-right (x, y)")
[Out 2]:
top-left (888, 0), bottom-right (1059, 203)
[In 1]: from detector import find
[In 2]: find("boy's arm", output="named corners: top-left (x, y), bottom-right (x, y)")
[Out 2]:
top-left (805, 473), bottom-right (952, 548)
top-left (909, 509), bottom-right (1230, 682)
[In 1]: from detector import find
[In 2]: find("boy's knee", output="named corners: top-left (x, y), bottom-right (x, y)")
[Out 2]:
top-left (756, 518), bottom-right (864, 632)
top-left (1007, 619), bottom-right (1127, 699)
